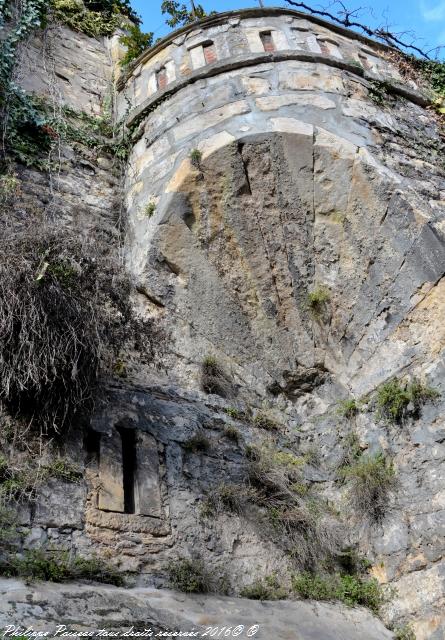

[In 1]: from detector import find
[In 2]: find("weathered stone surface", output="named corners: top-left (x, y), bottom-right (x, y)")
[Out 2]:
top-left (0, 580), bottom-right (394, 640)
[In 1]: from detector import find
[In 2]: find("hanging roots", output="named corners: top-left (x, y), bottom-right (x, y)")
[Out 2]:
top-left (0, 226), bottom-right (157, 435)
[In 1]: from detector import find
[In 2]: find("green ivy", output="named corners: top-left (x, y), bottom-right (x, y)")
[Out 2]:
top-left (0, 0), bottom-right (52, 171)
top-left (51, 0), bottom-right (120, 37)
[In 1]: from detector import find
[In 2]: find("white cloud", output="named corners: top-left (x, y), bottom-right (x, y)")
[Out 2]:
top-left (420, 0), bottom-right (445, 21)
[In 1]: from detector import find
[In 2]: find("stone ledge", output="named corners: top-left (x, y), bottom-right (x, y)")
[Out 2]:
top-left (0, 579), bottom-right (395, 639)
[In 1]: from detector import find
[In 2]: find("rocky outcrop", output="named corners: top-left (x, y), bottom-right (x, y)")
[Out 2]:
top-left (0, 579), bottom-right (394, 640)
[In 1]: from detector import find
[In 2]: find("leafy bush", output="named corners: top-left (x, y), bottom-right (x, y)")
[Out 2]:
top-left (119, 25), bottom-right (153, 67)
top-left (161, 0), bottom-right (207, 28)
top-left (168, 558), bottom-right (210, 593)
top-left (183, 432), bottom-right (210, 453)
top-left (292, 572), bottom-right (385, 613)
top-left (0, 549), bottom-right (124, 585)
top-left (340, 453), bottom-right (396, 522)
top-left (52, 0), bottom-right (138, 37)
top-left (144, 201), bottom-right (156, 217)
top-left (190, 148), bottom-right (202, 168)
top-left (376, 377), bottom-right (439, 424)
top-left (240, 574), bottom-right (287, 600)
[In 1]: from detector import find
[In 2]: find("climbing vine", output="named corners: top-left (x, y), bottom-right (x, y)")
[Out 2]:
top-left (0, 0), bottom-right (52, 171)
top-left (0, 0), bottom-right (136, 173)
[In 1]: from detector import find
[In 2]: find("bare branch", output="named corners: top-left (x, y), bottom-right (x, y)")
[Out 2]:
top-left (284, 0), bottom-right (441, 59)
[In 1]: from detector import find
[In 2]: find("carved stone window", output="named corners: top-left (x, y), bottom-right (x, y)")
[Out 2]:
top-left (97, 427), bottom-right (162, 518)
top-left (260, 31), bottom-right (275, 52)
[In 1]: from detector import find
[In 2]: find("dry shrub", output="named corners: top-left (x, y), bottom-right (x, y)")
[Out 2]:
top-left (201, 482), bottom-right (257, 517)
top-left (340, 452), bottom-right (397, 523)
top-left (249, 444), bottom-right (345, 570)
top-left (0, 226), bottom-right (159, 434)
top-left (201, 355), bottom-right (234, 398)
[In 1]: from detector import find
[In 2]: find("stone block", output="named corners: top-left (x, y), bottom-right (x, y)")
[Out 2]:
top-left (172, 100), bottom-right (250, 141)
top-left (256, 93), bottom-right (336, 111)
top-left (135, 432), bottom-right (162, 518)
top-left (98, 431), bottom-right (124, 512)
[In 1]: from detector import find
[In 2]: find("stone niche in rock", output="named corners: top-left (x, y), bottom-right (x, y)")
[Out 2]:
top-left (85, 416), bottom-right (170, 541)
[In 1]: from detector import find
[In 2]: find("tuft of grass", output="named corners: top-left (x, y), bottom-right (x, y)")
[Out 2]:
top-left (340, 452), bottom-right (396, 523)
top-left (144, 201), bottom-right (156, 217)
top-left (338, 431), bottom-right (363, 472)
top-left (376, 377), bottom-right (439, 424)
top-left (224, 407), bottom-right (240, 419)
top-left (393, 625), bottom-right (416, 640)
top-left (42, 459), bottom-right (82, 483)
top-left (201, 356), bottom-right (233, 398)
top-left (337, 399), bottom-right (360, 419)
top-left (113, 358), bottom-right (127, 378)
top-left (0, 455), bottom-right (35, 503)
top-left (168, 558), bottom-right (210, 593)
top-left (240, 574), bottom-right (288, 600)
top-left (253, 412), bottom-right (279, 431)
top-left (292, 571), bottom-right (385, 614)
top-left (224, 425), bottom-right (240, 443)
top-left (190, 148), bottom-right (202, 168)
top-left (307, 286), bottom-right (330, 316)
top-left (0, 549), bottom-right (124, 586)
top-left (248, 444), bottom-right (343, 569)
top-left (183, 432), bottom-right (210, 453)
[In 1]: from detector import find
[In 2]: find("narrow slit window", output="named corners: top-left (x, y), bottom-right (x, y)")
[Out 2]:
top-left (203, 42), bottom-right (217, 64)
top-left (118, 427), bottom-right (137, 514)
top-left (157, 67), bottom-right (167, 91)
top-left (318, 41), bottom-right (330, 56)
top-left (84, 430), bottom-right (101, 466)
top-left (260, 31), bottom-right (275, 52)
top-left (359, 54), bottom-right (372, 70)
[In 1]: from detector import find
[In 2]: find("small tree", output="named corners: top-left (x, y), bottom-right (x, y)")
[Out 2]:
top-left (120, 25), bottom-right (154, 66)
top-left (161, 0), bottom-right (207, 28)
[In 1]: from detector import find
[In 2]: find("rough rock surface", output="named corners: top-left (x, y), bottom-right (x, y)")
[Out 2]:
top-left (0, 579), bottom-right (394, 640)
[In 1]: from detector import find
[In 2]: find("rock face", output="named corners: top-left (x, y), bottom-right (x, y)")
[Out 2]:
top-left (3, 7), bottom-right (445, 640)
top-left (0, 579), bottom-right (394, 640)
